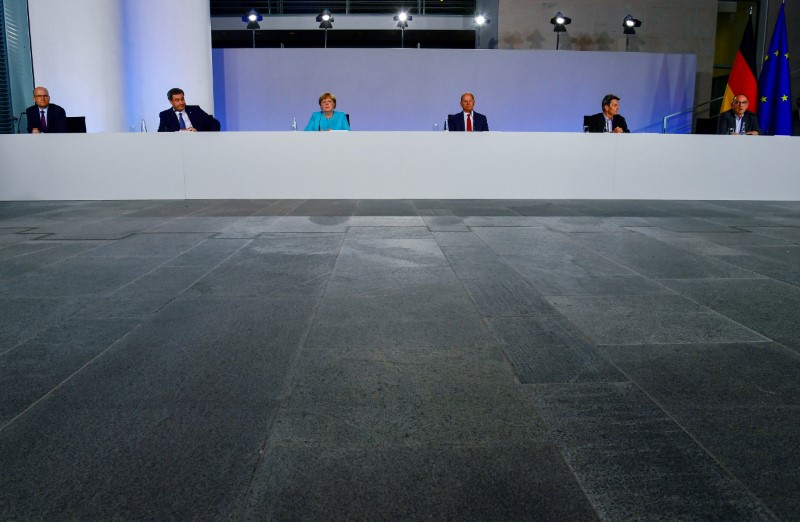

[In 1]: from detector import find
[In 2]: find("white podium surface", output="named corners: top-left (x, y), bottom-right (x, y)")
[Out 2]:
top-left (1, 132), bottom-right (797, 201)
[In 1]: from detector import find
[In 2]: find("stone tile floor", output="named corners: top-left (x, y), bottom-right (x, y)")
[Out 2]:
top-left (1, 199), bottom-right (798, 520)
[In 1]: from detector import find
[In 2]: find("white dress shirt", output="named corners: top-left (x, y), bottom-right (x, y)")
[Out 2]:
top-left (175, 110), bottom-right (193, 129)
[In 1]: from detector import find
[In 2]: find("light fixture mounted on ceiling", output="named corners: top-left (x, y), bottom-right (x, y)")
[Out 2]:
top-left (622, 15), bottom-right (642, 51)
top-left (549, 12), bottom-right (571, 50)
top-left (316, 9), bottom-right (334, 48)
top-left (241, 9), bottom-right (263, 48)
top-left (393, 11), bottom-right (412, 48)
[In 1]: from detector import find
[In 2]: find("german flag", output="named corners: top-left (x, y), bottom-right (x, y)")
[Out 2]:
top-left (721, 13), bottom-right (757, 114)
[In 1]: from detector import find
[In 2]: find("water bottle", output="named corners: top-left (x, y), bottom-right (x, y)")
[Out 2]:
top-left (433, 123), bottom-right (438, 131)
top-left (140, 119), bottom-right (147, 132)
top-left (740, 122), bottom-right (746, 135)
top-left (291, 117), bottom-right (297, 131)
top-left (443, 119), bottom-right (448, 131)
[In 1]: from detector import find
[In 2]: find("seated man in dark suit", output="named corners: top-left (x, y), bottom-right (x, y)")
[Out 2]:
top-left (587, 94), bottom-right (629, 133)
top-left (447, 92), bottom-right (489, 131)
top-left (716, 94), bottom-right (761, 135)
top-left (158, 88), bottom-right (220, 132)
top-left (26, 86), bottom-right (68, 133)
top-left (793, 97), bottom-right (800, 136)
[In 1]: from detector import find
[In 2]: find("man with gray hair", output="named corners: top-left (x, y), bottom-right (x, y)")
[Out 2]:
top-left (26, 86), bottom-right (68, 133)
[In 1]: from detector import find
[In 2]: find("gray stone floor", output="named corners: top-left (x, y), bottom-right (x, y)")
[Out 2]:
top-left (1, 199), bottom-right (798, 521)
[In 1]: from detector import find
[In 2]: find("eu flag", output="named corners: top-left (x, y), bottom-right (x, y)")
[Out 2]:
top-left (758, 2), bottom-right (792, 135)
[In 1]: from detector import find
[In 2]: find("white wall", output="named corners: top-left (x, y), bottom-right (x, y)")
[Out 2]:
top-left (124, 0), bottom-right (214, 133)
top-left (27, 0), bottom-right (213, 133)
top-left (28, 0), bottom-right (126, 132)
top-left (212, 48), bottom-right (696, 133)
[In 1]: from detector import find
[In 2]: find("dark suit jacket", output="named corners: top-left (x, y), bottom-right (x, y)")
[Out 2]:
top-left (158, 105), bottom-right (220, 132)
top-left (717, 110), bottom-right (762, 135)
top-left (26, 104), bottom-right (68, 133)
top-left (447, 111), bottom-right (489, 132)
top-left (587, 113), bottom-right (629, 133)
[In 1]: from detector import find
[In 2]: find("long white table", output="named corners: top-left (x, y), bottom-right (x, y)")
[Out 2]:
top-left (1, 132), bottom-right (798, 201)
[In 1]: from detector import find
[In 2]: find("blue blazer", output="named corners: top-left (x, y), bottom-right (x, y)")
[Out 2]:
top-left (305, 111), bottom-right (350, 131)
top-left (447, 111), bottom-right (489, 132)
top-left (158, 106), bottom-right (220, 132)
top-left (26, 104), bottom-right (68, 133)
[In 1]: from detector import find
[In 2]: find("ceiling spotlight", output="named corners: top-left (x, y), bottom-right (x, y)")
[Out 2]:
top-left (393, 11), bottom-right (412, 48)
top-left (475, 14), bottom-right (489, 27)
top-left (549, 12), bottom-right (571, 50)
top-left (242, 9), bottom-right (262, 30)
top-left (316, 9), bottom-right (333, 29)
top-left (549, 12), bottom-right (571, 32)
top-left (394, 11), bottom-right (411, 29)
top-left (316, 9), bottom-right (333, 48)
top-left (623, 15), bottom-right (642, 35)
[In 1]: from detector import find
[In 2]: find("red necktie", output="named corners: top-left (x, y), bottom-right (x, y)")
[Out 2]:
top-left (466, 113), bottom-right (472, 132)
top-left (40, 110), bottom-right (47, 133)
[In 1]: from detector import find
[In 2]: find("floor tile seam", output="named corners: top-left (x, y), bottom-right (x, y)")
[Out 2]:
top-left (446, 237), bottom-right (631, 388)
top-left (103, 236), bottom-right (253, 296)
top-left (634, 280), bottom-right (788, 343)
top-left (107, 231), bottom-right (217, 236)
top-left (592, 339), bottom-right (777, 348)
top-left (0, 243), bottom-right (73, 261)
top-left (694, 252), bottom-right (787, 278)
top-left (1, 227), bottom-right (41, 233)
top-left (518, 291), bottom-right (675, 300)
top-left (518, 401), bottom-right (606, 521)
top-left (593, 276), bottom-right (784, 337)
top-left (165, 201), bottom-right (231, 220)
top-left (4, 231), bottom-right (53, 241)
top-left (566, 227), bottom-right (758, 271)
top-left (55, 240), bottom-right (256, 324)
top-left (236, 229), bottom-right (344, 521)
top-left (0, 317), bottom-right (149, 435)
top-left (563, 355), bottom-right (783, 520)
top-left (260, 440), bottom-right (560, 452)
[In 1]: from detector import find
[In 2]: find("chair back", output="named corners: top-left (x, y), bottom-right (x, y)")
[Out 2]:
top-left (66, 116), bottom-right (87, 133)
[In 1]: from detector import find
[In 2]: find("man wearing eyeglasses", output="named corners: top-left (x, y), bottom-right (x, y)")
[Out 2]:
top-left (26, 86), bottom-right (68, 134)
top-left (717, 95), bottom-right (761, 135)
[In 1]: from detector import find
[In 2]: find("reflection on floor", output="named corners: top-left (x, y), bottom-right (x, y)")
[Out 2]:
top-left (1, 199), bottom-right (798, 520)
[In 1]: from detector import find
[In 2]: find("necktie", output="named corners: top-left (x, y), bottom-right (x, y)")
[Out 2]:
top-left (466, 113), bottom-right (472, 132)
top-left (40, 110), bottom-right (47, 133)
top-left (178, 112), bottom-right (186, 130)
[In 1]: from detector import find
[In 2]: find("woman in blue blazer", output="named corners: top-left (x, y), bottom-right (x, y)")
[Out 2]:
top-left (305, 92), bottom-right (350, 131)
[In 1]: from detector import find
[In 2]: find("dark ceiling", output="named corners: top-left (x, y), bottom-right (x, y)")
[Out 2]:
top-left (212, 29), bottom-right (474, 49)
top-left (210, 0), bottom-right (478, 48)
top-left (210, 0), bottom-right (477, 16)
